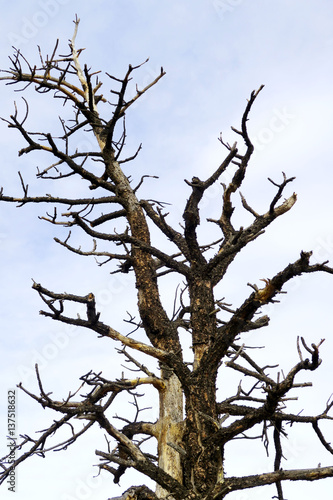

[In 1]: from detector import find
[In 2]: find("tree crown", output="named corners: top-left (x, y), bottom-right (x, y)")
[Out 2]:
top-left (0, 18), bottom-right (332, 500)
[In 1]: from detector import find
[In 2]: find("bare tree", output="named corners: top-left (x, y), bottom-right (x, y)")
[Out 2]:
top-left (0, 18), bottom-right (333, 500)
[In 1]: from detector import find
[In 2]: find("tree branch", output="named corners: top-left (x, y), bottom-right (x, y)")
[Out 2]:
top-left (219, 466), bottom-right (333, 496)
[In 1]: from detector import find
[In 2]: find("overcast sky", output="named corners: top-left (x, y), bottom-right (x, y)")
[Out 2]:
top-left (0, 1), bottom-right (333, 499)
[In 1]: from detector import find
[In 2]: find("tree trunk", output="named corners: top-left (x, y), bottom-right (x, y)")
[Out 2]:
top-left (183, 374), bottom-right (224, 497)
top-left (156, 369), bottom-right (184, 498)
top-left (189, 277), bottom-right (216, 369)
top-left (183, 275), bottom-right (224, 495)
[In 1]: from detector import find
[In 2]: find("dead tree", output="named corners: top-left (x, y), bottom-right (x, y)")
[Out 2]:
top-left (0, 17), bottom-right (333, 500)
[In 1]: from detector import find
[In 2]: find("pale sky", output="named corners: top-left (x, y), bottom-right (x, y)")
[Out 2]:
top-left (0, 1), bottom-right (333, 499)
